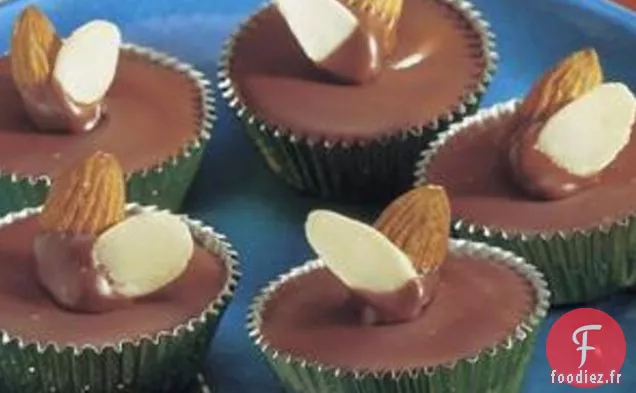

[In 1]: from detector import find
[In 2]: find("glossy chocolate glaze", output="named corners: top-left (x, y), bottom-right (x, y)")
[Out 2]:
top-left (316, 4), bottom-right (396, 84)
top-left (425, 110), bottom-right (636, 232)
top-left (230, 0), bottom-right (486, 140)
top-left (0, 51), bottom-right (200, 177)
top-left (354, 273), bottom-right (438, 325)
top-left (0, 216), bottom-right (226, 347)
top-left (318, 24), bottom-right (384, 85)
top-left (261, 257), bottom-right (533, 370)
top-left (19, 78), bottom-right (104, 134)
top-left (34, 232), bottom-right (130, 313)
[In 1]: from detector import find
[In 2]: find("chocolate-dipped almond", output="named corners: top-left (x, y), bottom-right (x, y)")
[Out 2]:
top-left (274, 0), bottom-right (402, 84)
top-left (36, 152), bottom-right (128, 311)
top-left (374, 185), bottom-right (450, 273)
top-left (510, 83), bottom-right (636, 200)
top-left (10, 7), bottom-right (121, 134)
top-left (509, 48), bottom-right (607, 199)
top-left (305, 210), bottom-right (429, 324)
top-left (35, 152), bottom-right (194, 313)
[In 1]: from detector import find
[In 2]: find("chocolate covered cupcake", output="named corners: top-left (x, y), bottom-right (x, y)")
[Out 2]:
top-left (248, 186), bottom-right (549, 393)
top-left (0, 152), bottom-right (239, 392)
top-left (219, 0), bottom-right (496, 199)
top-left (416, 48), bottom-right (636, 305)
top-left (0, 7), bottom-right (214, 215)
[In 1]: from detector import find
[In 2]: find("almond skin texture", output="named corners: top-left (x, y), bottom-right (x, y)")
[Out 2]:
top-left (517, 48), bottom-right (603, 124)
top-left (374, 185), bottom-right (450, 272)
top-left (39, 151), bottom-right (126, 236)
top-left (10, 6), bottom-right (61, 90)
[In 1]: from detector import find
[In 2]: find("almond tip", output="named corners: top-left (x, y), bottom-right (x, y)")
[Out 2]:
top-left (40, 150), bottom-right (126, 236)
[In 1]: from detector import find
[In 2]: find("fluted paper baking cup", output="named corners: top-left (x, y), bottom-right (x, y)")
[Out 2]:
top-left (248, 240), bottom-right (549, 393)
top-left (218, 0), bottom-right (497, 200)
top-left (0, 43), bottom-right (214, 216)
top-left (0, 204), bottom-right (240, 393)
top-left (414, 99), bottom-right (636, 305)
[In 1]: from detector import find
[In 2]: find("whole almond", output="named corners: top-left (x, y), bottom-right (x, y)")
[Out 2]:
top-left (10, 6), bottom-right (61, 90)
top-left (518, 48), bottom-right (603, 123)
top-left (374, 185), bottom-right (450, 272)
top-left (40, 151), bottom-right (126, 236)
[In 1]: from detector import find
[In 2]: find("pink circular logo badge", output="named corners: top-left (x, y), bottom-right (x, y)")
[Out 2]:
top-left (546, 308), bottom-right (626, 388)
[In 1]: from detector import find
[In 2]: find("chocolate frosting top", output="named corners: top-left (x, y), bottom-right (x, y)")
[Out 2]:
top-left (0, 215), bottom-right (227, 347)
top-left (0, 50), bottom-right (201, 177)
top-left (424, 105), bottom-right (636, 232)
top-left (260, 257), bottom-right (534, 371)
top-left (229, 0), bottom-right (487, 141)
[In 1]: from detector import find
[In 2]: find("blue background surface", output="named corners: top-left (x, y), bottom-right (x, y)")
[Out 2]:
top-left (1, 0), bottom-right (636, 391)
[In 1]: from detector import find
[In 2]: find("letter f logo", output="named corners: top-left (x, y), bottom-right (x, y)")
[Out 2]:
top-left (572, 324), bottom-right (602, 368)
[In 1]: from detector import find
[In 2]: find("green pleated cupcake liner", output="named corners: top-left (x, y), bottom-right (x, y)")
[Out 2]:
top-left (218, 0), bottom-right (498, 200)
top-left (0, 204), bottom-right (240, 393)
top-left (185, 374), bottom-right (215, 393)
top-left (414, 99), bottom-right (636, 306)
top-left (0, 43), bottom-right (215, 216)
top-left (247, 239), bottom-right (550, 393)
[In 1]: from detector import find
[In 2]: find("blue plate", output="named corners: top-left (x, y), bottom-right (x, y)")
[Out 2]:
top-left (1, 0), bottom-right (636, 392)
